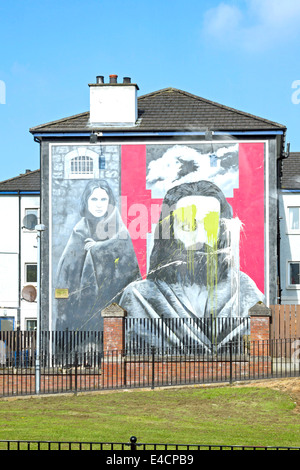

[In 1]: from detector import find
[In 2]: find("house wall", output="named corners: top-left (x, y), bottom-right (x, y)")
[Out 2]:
top-left (39, 137), bottom-right (279, 350)
top-left (0, 194), bottom-right (39, 330)
top-left (0, 196), bottom-right (19, 329)
top-left (20, 195), bottom-right (39, 329)
top-left (279, 191), bottom-right (300, 304)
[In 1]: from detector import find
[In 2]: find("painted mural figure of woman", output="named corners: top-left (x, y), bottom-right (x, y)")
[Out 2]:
top-left (55, 179), bottom-right (140, 331)
top-left (119, 180), bottom-right (264, 352)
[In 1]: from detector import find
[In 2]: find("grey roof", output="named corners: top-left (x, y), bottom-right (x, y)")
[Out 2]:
top-left (281, 152), bottom-right (300, 189)
top-left (0, 169), bottom-right (40, 192)
top-left (29, 87), bottom-right (286, 134)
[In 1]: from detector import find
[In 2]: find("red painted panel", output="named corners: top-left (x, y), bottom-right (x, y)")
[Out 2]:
top-left (121, 142), bottom-right (265, 293)
top-left (121, 145), bottom-right (162, 278)
top-left (227, 142), bottom-right (265, 293)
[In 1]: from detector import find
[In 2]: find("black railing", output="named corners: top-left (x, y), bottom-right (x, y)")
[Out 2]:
top-left (0, 330), bottom-right (103, 368)
top-left (125, 317), bottom-right (250, 355)
top-left (0, 338), bottom-right (300, 397)
top-left (0, 318), bottom-right (250, 361)
top-left (0, 436), bottom-right (299, 451)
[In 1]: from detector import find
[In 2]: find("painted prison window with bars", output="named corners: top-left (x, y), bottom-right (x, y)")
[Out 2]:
top-left (70, 155), bottom-right (94, 177)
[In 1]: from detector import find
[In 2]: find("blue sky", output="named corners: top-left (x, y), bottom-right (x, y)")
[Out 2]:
top-left (0, 0), bottom-right (300, 181)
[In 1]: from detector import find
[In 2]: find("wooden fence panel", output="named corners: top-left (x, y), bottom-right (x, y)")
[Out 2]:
top-left (297, 305), bottom-right (300, 338)
top-left (270, 305), bottom-right (300, 340)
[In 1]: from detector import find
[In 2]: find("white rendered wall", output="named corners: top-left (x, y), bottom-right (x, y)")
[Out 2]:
top-left (0, 196), bottom-right (19, 327)
top-left (0, 195), bottom-right (39, 330)
top-left (279, 191), bottom-right (300, 304)
top-left (20, 196), bottom-right (39, 329)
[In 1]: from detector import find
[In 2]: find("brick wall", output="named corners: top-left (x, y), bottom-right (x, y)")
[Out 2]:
top-left (0, 303), bottom-right (273, 396)
top-left (100, 302), bottom-right (273, 388)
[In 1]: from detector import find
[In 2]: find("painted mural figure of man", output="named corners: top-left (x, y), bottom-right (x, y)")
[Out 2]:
top-left (119, 180), bottom-right (264, 352)
top-left (55, 179), bottom-right (140, 331)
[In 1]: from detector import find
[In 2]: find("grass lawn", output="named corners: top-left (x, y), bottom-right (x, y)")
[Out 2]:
top-left (0, 384), bottom-right (299, 448)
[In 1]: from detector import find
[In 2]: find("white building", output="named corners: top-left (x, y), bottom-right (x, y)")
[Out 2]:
top-left (0, 170), bottom-right (40, 330)
top-left (279, 152), bottom-right (300, 304)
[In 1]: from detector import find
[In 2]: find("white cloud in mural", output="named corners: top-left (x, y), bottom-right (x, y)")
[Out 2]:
top-left (146, 144), bottom-right (239, 199)
top-left (202, 0), bottom-right (300, 52)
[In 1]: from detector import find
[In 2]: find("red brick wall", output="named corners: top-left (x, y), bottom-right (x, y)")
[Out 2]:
top-left (100, 303), bottom-right (272, 388)
top-left (103, 317), bottom-right (125, 351)
top-left (0, 306), bottom-right (273, 397)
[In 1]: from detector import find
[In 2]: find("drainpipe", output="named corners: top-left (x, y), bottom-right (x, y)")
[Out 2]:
top-left (18, 190), bottom-right (21, 329)
top-left (277, 136), bottom-right (290, 304)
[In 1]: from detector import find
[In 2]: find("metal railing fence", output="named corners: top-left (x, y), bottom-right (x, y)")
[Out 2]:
top-left (0, 436), bottom-right (299, 451)
top-left (0, 337), bottom-right (299, 397)
top-left (0, 330), bottom-right (103, 368)
top-left (125, 316), bottom-right (250, 355)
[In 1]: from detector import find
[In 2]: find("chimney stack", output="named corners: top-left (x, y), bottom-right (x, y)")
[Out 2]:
top-left (89, 74), bottom-right (139, 125)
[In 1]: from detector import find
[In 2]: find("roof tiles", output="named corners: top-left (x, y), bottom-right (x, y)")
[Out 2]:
top-left (0, 169), bottom-right (40, 191)
top-left (281, 152), bottom-right (300, 189)
top-left (30, 88), bottom-right (286, 134)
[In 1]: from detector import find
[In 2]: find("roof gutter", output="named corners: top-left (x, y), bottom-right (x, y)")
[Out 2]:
top-left (0, 191), bottom-right (40, 195)
top-left (31, 130), bottom-right (285, 138)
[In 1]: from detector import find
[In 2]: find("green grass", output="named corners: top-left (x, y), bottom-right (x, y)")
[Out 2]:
top-left (0, 384), bottom-right (299, 448)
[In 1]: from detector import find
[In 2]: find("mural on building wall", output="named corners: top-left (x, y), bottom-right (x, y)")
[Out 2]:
top-left (52, 142), bottom-right (265, 349)
top-left (55, 179), bottom-right (140, 331)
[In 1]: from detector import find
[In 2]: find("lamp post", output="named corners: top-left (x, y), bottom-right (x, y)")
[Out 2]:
top-left (35, 224), bottom-right (45, 394)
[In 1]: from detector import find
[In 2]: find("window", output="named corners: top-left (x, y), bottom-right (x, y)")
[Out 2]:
top-left (24, 208), bottom-right (39, 230)
top-left (288, 261), bottom-right (300, 288)
top-left (70, 155), bottom-right (94, 177)
top-left (288, 207), bottom-right (300, 231)
top-left (25, 208), bottom-right (39, 219)
top-left (0, 318), bottom-right (14, 331)
top-left (25, 264), bottom-right (37, 283)
top-left (26, 319), bottom-right (37, 331)
top-left (65, 148), bottom-right (99, 179)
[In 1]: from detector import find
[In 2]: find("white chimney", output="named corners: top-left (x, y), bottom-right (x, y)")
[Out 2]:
top-left (89, 75), bottom-right (139, 125)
